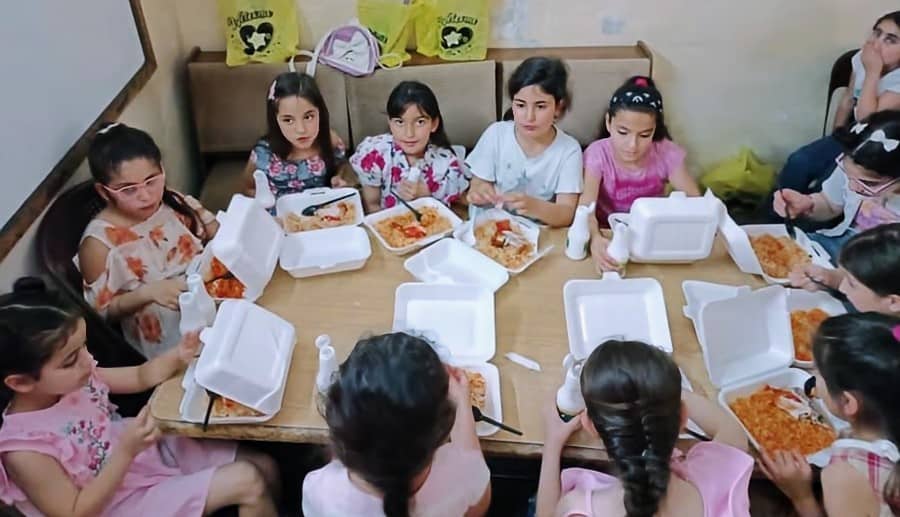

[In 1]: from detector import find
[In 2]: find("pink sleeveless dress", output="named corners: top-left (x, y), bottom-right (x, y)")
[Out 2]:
top-left (557, 441), bottom-right (752, 517)
top-left (0, 364), bottom-right (236, 517)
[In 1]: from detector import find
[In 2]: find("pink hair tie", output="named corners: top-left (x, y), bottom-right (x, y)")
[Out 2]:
top-left (267, 81), bottom-right (276, 101)
top-left (635, 77), bottom-right (649, 87)
top-left (893, 325), bottom-right (900, 343)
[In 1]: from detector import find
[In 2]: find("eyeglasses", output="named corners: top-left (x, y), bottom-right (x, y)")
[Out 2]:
top-left (835, 154), bottom-right (900, 197)
top-left (102, 172), bottom-right (166, 198)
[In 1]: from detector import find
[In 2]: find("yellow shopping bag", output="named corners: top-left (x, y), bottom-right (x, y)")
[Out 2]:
top-left (218, 0), bottom-right (300, 67)
top-left (415, 0), bottom-right (489, 61)
top-left (700, 147), bottom-right (775, 201)
top-left (357, 0), bottom-right (420, 67)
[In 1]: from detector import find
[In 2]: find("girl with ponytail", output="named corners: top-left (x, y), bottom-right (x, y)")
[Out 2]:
top-left (761, 312), bottom-right (900, 516)
top-left (536, 340), bottom-right (752, 517)
top-left (302, 332), bottom-right (491, 517)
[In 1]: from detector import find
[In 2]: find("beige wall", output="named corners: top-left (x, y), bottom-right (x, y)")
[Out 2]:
top-left (0, 0), bottom-right (197, 290)
top-left (176, 0), bottom-right (896, 169)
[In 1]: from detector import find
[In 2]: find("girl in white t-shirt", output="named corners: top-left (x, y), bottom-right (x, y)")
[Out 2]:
top-left (466, 57), bottom-right (583, 227)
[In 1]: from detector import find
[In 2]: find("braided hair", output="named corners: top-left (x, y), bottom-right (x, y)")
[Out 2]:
top-left (580, 340), bottom-right (682, 517)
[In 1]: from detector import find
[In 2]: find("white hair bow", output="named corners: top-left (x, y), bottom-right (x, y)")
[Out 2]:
top-left (851, 122), bottom-right (868, 134)
top-left (869, 130), bottom-right (900, 152)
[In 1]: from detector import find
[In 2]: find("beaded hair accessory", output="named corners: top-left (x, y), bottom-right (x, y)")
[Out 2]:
top-left (609, 77), bottom-right (663, 113)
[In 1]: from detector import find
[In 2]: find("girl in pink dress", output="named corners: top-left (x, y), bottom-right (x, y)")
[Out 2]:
top-left (0, 278), bottom-right (280, 517)
top-left (536, 340), bottom-right (753, 517)
top-left (302, 332), bottom-right (491, 517)
top-left (761, 313), bottom-right (900, 517)
top-left (578, 76), bottom-right (701, 273)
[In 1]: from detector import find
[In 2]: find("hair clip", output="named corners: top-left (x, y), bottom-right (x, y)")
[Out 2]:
top-left (97, 122), bottom-right (120, 135)
top-left (267, 81), bottom-right (277, 101)
top-left (634, 77), bottom-right (649, 87)
top-left (868, 130), bottom-right (899, 152)
top-left (892, 325), bottom-right (900, 343)
top-left (851, 122), bottom-right (868, 135)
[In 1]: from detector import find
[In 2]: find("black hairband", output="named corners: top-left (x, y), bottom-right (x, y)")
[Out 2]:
top-left (610, 79), bottom-right (663, 113)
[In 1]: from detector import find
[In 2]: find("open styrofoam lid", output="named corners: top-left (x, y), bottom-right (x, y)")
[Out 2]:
top-left (404, 238), bottom-right (509, 293)
top-left (392, 283), bottom-right (495, 364)
top-left (274, 187), bottom-right (365, 229)
top-left (195, 299), bottom-right (296, 414)
top-left (698, 285), bottom-right (793, 388)
top-left (210, 194), bottom-right (284, 298)
top-left (564, 274), bottom-right (673, 360)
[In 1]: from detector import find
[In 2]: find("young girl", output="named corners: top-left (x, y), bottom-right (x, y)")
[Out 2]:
top-left (466, 57), bottom-right (583, 227)
top-left (302, 332), bottom-right (491, 517)
top-left (77, 123), bottom-right (219, 359)
top-left (776, 11), bottom-right (900, 198)
top-left (760, 313), bottom-right (900, 516)
top-left (791, 223), bottom-right (900, 314)
top-left (775, 110), bottom-right (900, 260)
top-left (580, 76), bottom-right (701, 272)
top-left (537, 340), bottom-right (752, 517)
top-left (350, 81), bottom-right (468, 213)
top-left (243, 71), bottom-right (350, 200)
top-left (0, 278), bottom-right (280, 517)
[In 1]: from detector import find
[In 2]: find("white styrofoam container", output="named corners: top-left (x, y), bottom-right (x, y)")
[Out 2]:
top-left (193, 300), bottom-right (296, 416)
top-left (189, 194), bottom-right (285, 302)
top-left (364, 197), bottom-right (463, 255)
top-left (563, 274), bottom-right (673, 360)
top-left (179, 373), bottom-right (276, 425)
top-left (607, 191), bottom-right (723, 263)
top-left (279, 225), bottom-right (372, 278)
top-left (689, 286), bottom-right (847, 457)
top-left (719, 215), bottom-right (833, 284)
top-left (452, 210), bottom-right (548, 275)
top-left (392, 283), bottom-right (502, 436)
top-left (786, 290), bottom-right (847, 368)
top-left (274, 187), bottom-right (364, 233)
top-left (404, 238), bottom-right (509, 293)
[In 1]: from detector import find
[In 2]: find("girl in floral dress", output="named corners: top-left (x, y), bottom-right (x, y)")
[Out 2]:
top-left (0, 279), bottom-right (280, 516)
top-left (350, 81), bottom-right (468, 213)
top-left (76, 123), bottom-right (219, 358)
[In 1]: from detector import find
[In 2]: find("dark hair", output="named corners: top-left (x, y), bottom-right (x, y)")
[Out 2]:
top-left (387, 81), bottom-right (452, 150)
top-left (833, 110), bottom-right (900, 179)
top-left (580, 340), bottom-right (681, 517)
top-left (0, 278), bottom-right (83, 425)
top-left (265, 72), bottom-right (337, 182)
top-left (599, 76), bottom-right (671, 142)
top-left (87, 122), bottom-right (201, 236)
top-left (875, 11), bottom-right (900, 29)
top-left (838, 223), bottom-right (900, 297)
top-left (324, 333), bottom-right (455, 517)
top-left (813, 313), bottom-right (900, 513)
top-left (503, 57), bottom-right (571, 121)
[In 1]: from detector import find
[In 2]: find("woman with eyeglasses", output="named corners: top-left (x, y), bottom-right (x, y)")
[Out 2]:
top-left (775, 110), bottom-right (900, 260)
top-left (76, 123), bottom-right (219, 358)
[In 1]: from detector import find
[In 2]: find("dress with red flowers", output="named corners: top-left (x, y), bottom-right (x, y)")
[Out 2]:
top-left (250, 139), bottom-right (346, 202)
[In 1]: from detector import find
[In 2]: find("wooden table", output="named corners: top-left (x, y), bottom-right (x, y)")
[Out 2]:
top-left (150, 229), bottom-right (765, 460)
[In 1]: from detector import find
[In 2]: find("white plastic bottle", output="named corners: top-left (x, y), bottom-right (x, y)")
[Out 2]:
top-left (315, 339), bottom-right (338, 394)
top-left (186, 273), bottom-right (217, 327)
top-left (178, 292), bottom-right (208, 336)
top-left (565, 202), bottom-right (595, 260)
top-left (556, 354), bottom-right (586, 421)
top-left (252, 169), bottom-right (275, 210)
top-left (606, 221), bottom-right (630, 274)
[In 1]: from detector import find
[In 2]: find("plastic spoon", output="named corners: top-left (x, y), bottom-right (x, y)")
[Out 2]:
top-left (301, 192), bottom-right (356, 216)
top-left (389, 190), bottom-right (423, 222)
top-left (472, 406), bottom-right (522, 435)
top-left (780, 189), bottom-right (797, 240)
top-left (202, 391), bottom-right (218, 432)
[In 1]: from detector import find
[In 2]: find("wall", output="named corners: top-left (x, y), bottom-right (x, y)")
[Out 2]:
top-left (175, 0), bottom-right (896, 170)
top-left (0, 0), bottom-right (197, 290)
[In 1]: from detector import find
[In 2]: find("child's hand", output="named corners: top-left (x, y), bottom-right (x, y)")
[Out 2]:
top-left (861, 40), bottom-right (884, 74)
top-left (143, 278), bottom-right (187, 310)
top-left (119, 406), bottom-right (161, 458)
top-left (176, 330), bottom-right (201, 365)
top-left (590, 236), bottom-right (621, 273)
top-left (503, 192), bottom-right (538, 218)
top-left (774, 189), bottom-right (814, 218)
top-left (446, 365), bottom-right (471, 409)
top-left (330, 175), bottom-right (350, 188)
top-left (397, 179), bottom-right (430, 201)
top-left (330, 129), bottom-right (345, 150)
top-left (759, 449), bottom-right (815, 503)
top-left (542, 395), bottom-right (582, 451)
top-left (467, 182), bottom-right (501, 207)
top-left (789, 264), bottom-right (841, 292)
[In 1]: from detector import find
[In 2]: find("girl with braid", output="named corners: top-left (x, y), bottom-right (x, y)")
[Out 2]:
top-left (536, 340), bottom-right (753, 517)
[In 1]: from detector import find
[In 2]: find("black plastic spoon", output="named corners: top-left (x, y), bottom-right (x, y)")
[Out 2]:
top-left (301, 192), bottom-right (355, 216)
top-left (389, 190), bottom-right (423, 222)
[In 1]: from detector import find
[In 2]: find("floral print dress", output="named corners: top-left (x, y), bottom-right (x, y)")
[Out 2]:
top-left (251, 139), bottom-right (346, 199)
top-left (0, 362), bottom-right (236, 517)
top-left (75, 205), bottom-right (203, 359)
top-left (349, 134), bottom-right (468, 209)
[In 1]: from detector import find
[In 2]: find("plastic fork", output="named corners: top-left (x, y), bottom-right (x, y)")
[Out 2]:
top-left (472, 406), bottom-right (522, 435)
top-left (389, 190), bottom-right (423, 222)
top-left (301, 192), bottom-right (355, 216)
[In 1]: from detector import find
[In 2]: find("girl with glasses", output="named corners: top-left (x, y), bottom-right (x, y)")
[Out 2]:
top-left (774, 110), bottom-right (900, 260)
top-left (76, 123), bottom-right (219, 358)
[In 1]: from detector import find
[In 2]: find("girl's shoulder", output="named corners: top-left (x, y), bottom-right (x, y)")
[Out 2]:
top-left (353, 133), bottom-right (395, 155)
top-left (552, 126), bottom-right (582, 152)
top-left (582, 138), bottom-right (616, 170)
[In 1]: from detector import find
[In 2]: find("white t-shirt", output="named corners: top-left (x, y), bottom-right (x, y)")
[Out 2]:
top-left (466, 120), bottom-right (583, 201)
top-left (852, 50), bottom-right (900, 119)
